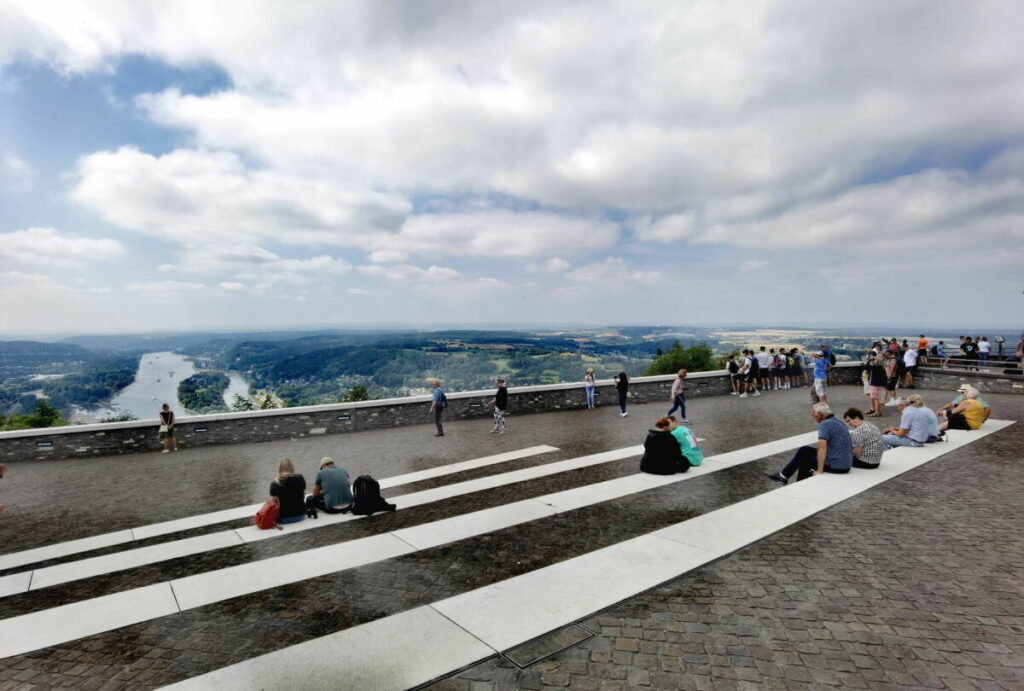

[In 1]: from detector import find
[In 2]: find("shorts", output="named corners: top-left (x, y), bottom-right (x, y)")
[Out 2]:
top-left (813, 379), bottom-right (826, 396)
top-left (885, 377), bottom-right (898, 391)
top-left (868, 385), bottom-right (881, 399)
top-left (907, 365), bottom-right (918, 375)
top-left (744, 372), bottom-right (757, 383)
top-left (917, 349), bottom-right (927, 358)
top-left (946, 413), bottom-right (976, 431)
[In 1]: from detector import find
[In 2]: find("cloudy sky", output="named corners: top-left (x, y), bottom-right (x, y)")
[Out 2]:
top-left (1, 0), bottom-right (1022, 334)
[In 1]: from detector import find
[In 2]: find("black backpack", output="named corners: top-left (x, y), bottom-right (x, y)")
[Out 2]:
top-left (439, 391), bottom-right (448, 408)
top-left (351, 475), bottom-right (397, 515)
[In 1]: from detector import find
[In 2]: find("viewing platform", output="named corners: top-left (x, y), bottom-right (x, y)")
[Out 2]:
top-left (0, 381), bottom-right (1021, 689)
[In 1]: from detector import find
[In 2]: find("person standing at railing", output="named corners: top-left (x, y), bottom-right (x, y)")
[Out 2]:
top-left (962, 337), bottom-right (980, 370)
top-left (582, 368), bottom-right (596, 409)
top-left (0, 463), bottom-right (6, 514)
top-left (486, 378), bottom-right (508, 433)
top-left (917, 334), bottom-right (929, 365)
top-left (614, 372), bottom-right (630, 417)
top-left (903, 346), bottom-right (918, 389)
top-left (978, 337), bottom-right (991, 365)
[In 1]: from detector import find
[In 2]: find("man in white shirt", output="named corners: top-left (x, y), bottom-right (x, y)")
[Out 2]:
top-left (756, 347), bottom-right (773, 392)
top-left (903, 347), bottom-right (918, 388)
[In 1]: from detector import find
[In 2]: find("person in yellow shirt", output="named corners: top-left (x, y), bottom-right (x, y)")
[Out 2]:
top-left (940, 390), bottom-right (986, 431)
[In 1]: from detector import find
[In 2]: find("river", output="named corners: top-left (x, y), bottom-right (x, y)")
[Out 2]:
top-left (84, 351), bottom-right (248, 421)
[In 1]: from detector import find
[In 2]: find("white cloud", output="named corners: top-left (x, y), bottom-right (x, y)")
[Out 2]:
top-left (698, 163), bottom-right (1024, 250)
top-left (631, 212), bottom-right (697, 243)
top-left (71, 147), bottom-right (411, 246)
top-left (565, 256), bottom-right (662, 284)
top-left (124, 280), bottom-right (208, 299)
top-left (218, 281), bottom-right (245, 291)
top-left (70, 147), bottom-right (619, 261)
top-left (4, 1), bottom-right (1014, 213)
top-left (384, 212), bottom-right (618, 259)
top-left (0, 227), bottom-right (124, 266)
top-left (158, 244), bottom-right (352, 285)
top-left (526, 257), bottom-right (571, 273)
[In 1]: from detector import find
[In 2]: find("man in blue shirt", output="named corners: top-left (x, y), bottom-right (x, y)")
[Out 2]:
top-left (767, 403), bottom-right (852, 484)
top-left (429, 379), bottom-right (446, 437)
top-left (811, 344), bottom-right (830, 403)
top-left (881, 397), bottom-right (931, 449)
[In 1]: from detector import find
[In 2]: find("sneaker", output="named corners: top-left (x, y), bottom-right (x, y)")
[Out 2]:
top-left (434, 432), bottom-right (444, 437)
top-left (620, 412), bottom-right (628, 417)
top-left (489, 428), bottom-right (498, 433)
top-left (765, 472), bottom-right (788, 485)
top-left (884, 399), bottom-right (898, 406)
top-left (161, 449), bottom-right (170, 453)
top-left (680, 419), bottom-right (691, 425)
top-left (752, 391), bottom-right (761, 397)
top-left (739, 393), bottom-right (748, 398)
top-left (730, 391), bottom-right (739, 396)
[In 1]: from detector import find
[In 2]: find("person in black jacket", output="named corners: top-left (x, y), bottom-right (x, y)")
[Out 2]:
top-left (640, 418), bottom-right (689, 475)
top-left (615, 372), bottom-right (629, 417)
top-left (269, 457), bottom-right (306, 525)
top-left (487, 378), bottom-right (508, 433)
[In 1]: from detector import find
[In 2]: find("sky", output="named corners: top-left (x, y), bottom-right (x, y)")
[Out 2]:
top-left (1, 0), bottom-right (1022, 335)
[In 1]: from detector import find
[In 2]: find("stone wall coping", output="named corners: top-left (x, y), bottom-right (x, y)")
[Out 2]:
top-left (0, 362), bottom-right (861, 441)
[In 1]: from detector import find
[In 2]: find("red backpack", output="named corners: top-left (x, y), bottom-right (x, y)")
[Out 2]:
top-left (254, 500), bottom-right (282, 530)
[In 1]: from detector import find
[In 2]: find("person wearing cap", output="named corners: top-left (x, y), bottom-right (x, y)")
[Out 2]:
top-left (905, 393), bottom-right (943, 442)
top-left (939, 387), bottom-right (987, 431)
top-left (305, 457), bottom-right (354, 515)
top-left (881, 397), bottom-right (930, 449)
top-left (937, 385), bottom-right (991, 424)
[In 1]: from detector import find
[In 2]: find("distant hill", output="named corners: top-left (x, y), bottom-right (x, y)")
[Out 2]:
top-left (0, 341), bottom-right (92, 367)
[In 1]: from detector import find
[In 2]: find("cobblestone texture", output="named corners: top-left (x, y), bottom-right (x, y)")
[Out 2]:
top-left (0, 385), bottom-right (1016, 689)
top-left (432, 395), bottom-right (1024, 690)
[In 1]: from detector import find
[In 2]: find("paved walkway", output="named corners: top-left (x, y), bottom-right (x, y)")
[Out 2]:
top-left (0, 385), bottom-right (1019, 689)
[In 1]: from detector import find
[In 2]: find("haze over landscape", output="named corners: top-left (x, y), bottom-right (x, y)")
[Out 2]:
top-left (1, 1), bottom-right (1021, 334)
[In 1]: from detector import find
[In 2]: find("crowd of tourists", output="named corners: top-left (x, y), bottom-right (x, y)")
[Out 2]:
top-left (728, 345), bottom-right (834, 401)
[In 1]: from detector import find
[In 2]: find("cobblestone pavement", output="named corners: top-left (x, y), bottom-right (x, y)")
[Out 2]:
top-left (0, 386), bottom-right (1019, 689)
top-left (429, 394), bottom-right (1024, 690)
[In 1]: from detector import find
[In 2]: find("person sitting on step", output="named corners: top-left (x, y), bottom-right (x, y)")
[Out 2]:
top-left (640, 417), bottom-right (689, 475)
top-left (766, 403), bottom-right (852, 484)
top-left (268, 457), bottom-right (307, 525)
top-left (939, 387), bottom-right (987, 432)
top-left (843, 407), bottom-right (884, 469)
top-left (881, 398), bottom-right (930, 449)
top-left (305, 457), bottom-right (354, 516)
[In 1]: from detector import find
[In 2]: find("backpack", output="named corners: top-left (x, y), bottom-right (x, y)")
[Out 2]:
top-left (772, 354), bottom-right (781, 368)
top-left (254, 500), bottom-right (282, 530)
top-left (931, 345), bottom-right (939, 356)
top-left (439, 391), bottom-right (448, 408)
top-left (749, 356), bottom-right (759, 372)
top-left (828, 352), bottom-right (837, 366)
top-left (351, 475), bottom-right (397, 516)
top-left (786, 355), bottom-right (795, 368)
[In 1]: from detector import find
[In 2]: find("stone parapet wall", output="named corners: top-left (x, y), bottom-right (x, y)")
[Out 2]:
top-left (0, 363), bottom-right (863, 462)
top-left (914, 367), bottom-right (1024, 396)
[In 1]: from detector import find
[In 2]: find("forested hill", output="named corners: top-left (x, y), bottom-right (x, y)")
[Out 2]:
top-left (0, 341), bottom-right (92, 369)
top-left (0, 341), bottom-right (139, 418)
